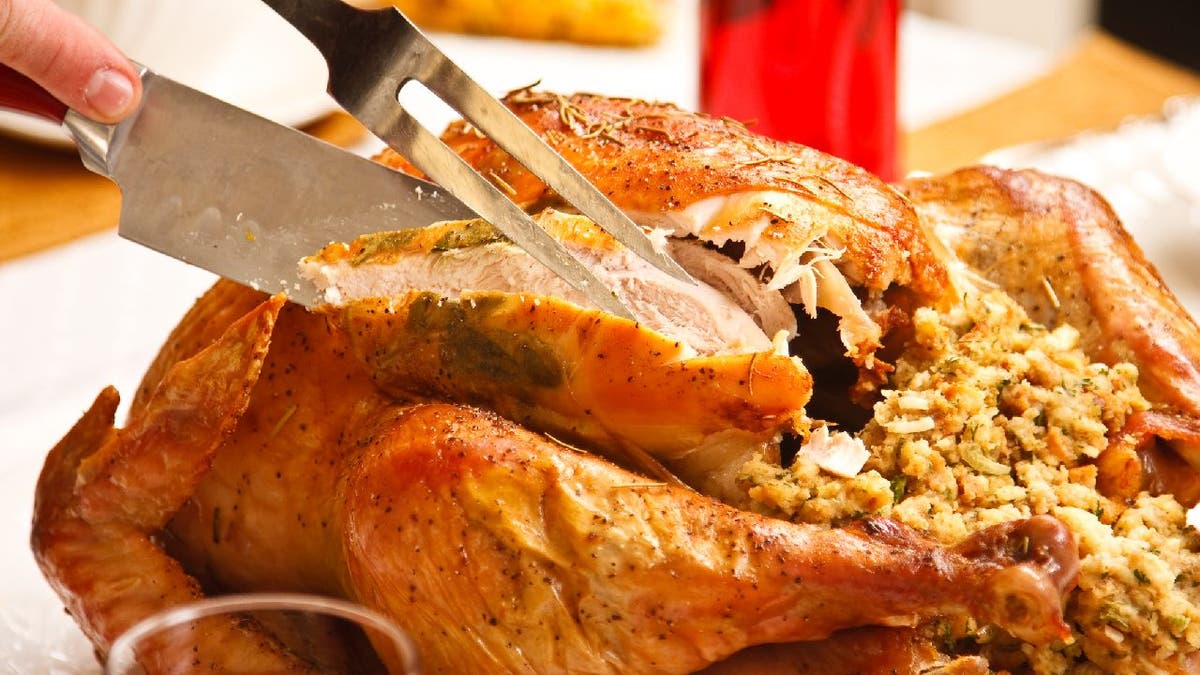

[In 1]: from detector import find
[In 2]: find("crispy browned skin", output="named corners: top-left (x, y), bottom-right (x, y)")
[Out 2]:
top-left (31, 296), bottom-right (326, 672)
top-left (36, 282), bottom-right (1079, 672)
top-left (331, 290), bottom-right (810, 484)
top-left (700, 627), bottom-right (987, 674)
top-left (375, 91), bottom-right (951, 307)
top-left (162, 285), bottom-right (391, 598)
top-left (1097, 411), bottom-right (1200, 507)
top-left (340, 405), bottom-right (1075, 672)
top-left (898, 166), bottom-right (1200, 422)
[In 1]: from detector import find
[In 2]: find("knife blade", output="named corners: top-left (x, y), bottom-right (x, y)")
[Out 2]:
top-left (64, 66), bottom-right (475, 307)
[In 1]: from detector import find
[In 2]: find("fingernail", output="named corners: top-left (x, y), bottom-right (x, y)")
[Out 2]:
top-left (83, 69), bottom-right (135, 120)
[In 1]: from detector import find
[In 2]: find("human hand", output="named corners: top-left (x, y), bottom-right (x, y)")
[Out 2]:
top-left (0, 0), bottom-right (142, 122)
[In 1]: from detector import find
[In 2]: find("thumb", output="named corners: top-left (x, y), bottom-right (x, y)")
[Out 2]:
top-left (0, 0), bottom-right (142, 123)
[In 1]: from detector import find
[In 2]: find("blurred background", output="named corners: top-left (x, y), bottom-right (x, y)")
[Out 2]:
top-left (914, 0), bottom-right (1198, 70)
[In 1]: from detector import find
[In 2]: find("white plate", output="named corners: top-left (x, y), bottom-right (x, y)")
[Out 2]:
top-left (0, 0), bottom-right (335, 146)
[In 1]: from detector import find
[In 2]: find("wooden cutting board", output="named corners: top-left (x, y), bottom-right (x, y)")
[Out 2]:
top-left (0, 112), bottom-right (367, 263)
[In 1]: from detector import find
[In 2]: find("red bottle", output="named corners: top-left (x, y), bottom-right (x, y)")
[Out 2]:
top-left (700, 0), bottom-right (899, 180)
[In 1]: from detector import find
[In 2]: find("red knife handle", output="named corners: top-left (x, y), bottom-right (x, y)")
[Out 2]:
top-left (0, 64), bottom-right (68, 123)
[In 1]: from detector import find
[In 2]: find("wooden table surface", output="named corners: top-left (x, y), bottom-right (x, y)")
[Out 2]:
top-left (904, 31), bottom-right (1200, 173)
top-left (2, 31), bottom-right (1198, 264)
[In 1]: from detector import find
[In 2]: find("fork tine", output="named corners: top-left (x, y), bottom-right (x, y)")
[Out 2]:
top-left (262, 0), bottom-right (692, 284)
top-left (260, 0), bottom-right (632, 316)
top-left (259, 0), bottom-right (676, 314)
top-left (384, 109), bottom-right (635, 319)
top-left (391, 19), bottom-right (695, 285)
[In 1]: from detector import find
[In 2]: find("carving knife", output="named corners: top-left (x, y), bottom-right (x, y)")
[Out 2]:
top-left (0, 63), bottom-right (475, 307)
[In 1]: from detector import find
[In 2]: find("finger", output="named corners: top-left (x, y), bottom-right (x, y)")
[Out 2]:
top-left (0, 0), bottom-right (142, 122)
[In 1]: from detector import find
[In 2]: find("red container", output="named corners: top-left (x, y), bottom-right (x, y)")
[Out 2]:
top-left (700, 0), bottom-right (899, 180)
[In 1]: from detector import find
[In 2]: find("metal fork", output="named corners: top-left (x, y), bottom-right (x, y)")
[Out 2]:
top-left (259, 0), bottom-right (692, 318)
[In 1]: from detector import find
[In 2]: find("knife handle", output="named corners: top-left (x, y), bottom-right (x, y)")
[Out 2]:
top-left (0, 64), bottom-right (68, 123)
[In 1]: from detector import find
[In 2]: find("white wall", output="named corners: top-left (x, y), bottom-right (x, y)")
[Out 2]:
top-left (907, 0), bottom-right (1098, 51)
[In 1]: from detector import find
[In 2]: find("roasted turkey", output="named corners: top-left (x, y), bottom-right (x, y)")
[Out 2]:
top-left (33, 92), bottom-right (1200, 672)
top-left (35, 286), bottom-right (1078, 673)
